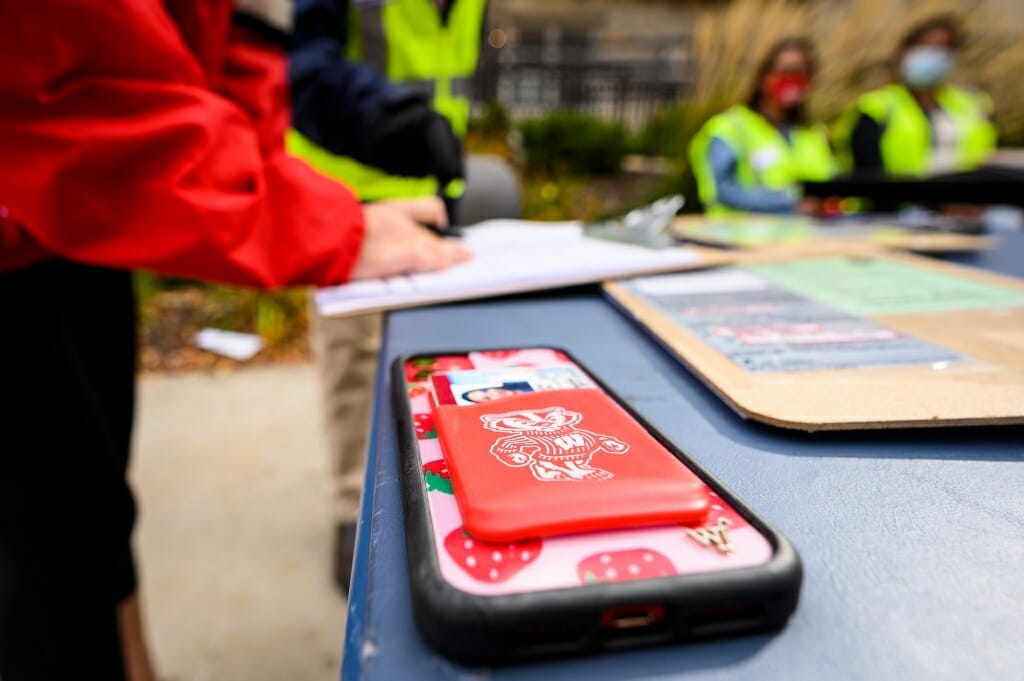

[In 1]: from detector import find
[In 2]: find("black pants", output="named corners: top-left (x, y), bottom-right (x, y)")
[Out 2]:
top-left (0, 260), bottom-right (136, 681)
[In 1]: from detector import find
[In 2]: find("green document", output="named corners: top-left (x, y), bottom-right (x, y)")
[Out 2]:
top-left (745, 256), bottom-right (1024, 316)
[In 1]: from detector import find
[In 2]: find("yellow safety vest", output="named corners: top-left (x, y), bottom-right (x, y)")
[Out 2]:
top-left (689, 105), bottom-right (836, 215)
top-left (287, 0), bottom-right (486, 201)
top-left (834, 83), bottom-right (997, 175)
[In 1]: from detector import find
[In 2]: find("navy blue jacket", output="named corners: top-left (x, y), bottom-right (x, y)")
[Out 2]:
top-left (289, 0), bottom-right (415, 157)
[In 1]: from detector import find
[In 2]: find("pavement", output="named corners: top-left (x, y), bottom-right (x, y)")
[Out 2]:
top-left (132, 363), bottom-right (348, 681)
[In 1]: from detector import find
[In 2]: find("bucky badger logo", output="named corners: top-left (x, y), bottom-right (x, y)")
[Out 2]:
top-left (480, 406), bottom-right (629, 482)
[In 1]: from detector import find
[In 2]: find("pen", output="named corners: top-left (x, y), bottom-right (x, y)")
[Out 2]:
top-left (425, 223), bottom-right (463, 238)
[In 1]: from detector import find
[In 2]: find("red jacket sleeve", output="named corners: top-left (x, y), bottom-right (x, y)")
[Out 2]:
top-left (0, 0), bottom-right (365, 288)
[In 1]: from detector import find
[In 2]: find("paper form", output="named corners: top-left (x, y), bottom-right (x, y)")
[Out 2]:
top-left (315, 220), bottom-right (704, 317)
top-left (625, 267), bottom-right (963, 373)
top-left (746, 257), bottom-right (1024, 316)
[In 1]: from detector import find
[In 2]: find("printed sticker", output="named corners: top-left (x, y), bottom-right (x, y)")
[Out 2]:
top-left (685, 517), bottom-right (734, 555)
top-left (481, 406), bottom-right (629, 482)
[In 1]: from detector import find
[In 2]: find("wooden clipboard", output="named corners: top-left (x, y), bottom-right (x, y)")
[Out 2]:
top-left (604, 251), bottom-right (1024, 431)
top-left (672, 215), bottom-right (997, 254)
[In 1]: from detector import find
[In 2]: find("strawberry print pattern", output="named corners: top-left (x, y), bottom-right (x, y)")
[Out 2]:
top-left (423, 460), bottom-right (453, 495)
top-left (476, 350), bottom-right (517, 359)
top-left (414, 413), bottom-right (437, 439)
top-left (577, 548), bottom-right (676, 584)
top-left (405, 356), bottom-right (474, 382)
top-left (444, 528), bottom-right (541, 583)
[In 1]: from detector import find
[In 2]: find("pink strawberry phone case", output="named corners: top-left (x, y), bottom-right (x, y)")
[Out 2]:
top-left (393, 348), bottom-right (801, 664)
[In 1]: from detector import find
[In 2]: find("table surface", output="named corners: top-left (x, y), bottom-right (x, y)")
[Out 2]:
top-left (342, 233), bottom-right (1024, 681)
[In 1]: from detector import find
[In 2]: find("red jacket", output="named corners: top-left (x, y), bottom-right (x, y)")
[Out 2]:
top-left (0, 0), bottom-right (364, 288)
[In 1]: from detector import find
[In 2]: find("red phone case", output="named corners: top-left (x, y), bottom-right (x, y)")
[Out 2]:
top-left (433, 388), bottom-right (711, 542)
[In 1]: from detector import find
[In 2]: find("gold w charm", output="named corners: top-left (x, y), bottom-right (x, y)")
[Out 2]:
top-left (685, 517), bottom-right (733, 554)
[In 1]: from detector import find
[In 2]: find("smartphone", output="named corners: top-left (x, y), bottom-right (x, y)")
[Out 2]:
top-left (392, 347), bottom-right (801, 664)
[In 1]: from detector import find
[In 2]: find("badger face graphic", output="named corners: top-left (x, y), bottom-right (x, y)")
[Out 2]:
top-left (481, 406), bottom-right (582, 434)
top-left (480, 406), bottom-right (629, 482)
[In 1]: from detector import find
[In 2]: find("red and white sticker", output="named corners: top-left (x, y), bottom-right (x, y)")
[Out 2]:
top-left (711, 323), bottom-right (900, 346)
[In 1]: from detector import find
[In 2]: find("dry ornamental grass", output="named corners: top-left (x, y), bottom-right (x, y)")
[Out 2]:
top-left (686, 0), bottom-right (1024, 149)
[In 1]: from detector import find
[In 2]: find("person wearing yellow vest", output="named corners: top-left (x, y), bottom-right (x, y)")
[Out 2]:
top-left (834, 15), bottom-right (997, 176)
top-left (287, 0), bottom-right (488, 595)
top-left (689, 38), bottom-right (836, 215)
top-left (288, 0), bottom-right (487, 212)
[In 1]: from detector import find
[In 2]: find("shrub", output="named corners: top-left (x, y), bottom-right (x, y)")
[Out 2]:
top-left (634, 105), bottom-right (691, 159)
top-left (519, 111), bottom-right (628, 175)
top-left (470, 100), bottom-right (511, 139)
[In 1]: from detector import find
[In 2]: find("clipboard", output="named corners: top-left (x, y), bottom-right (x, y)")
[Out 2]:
top-left (672, 215), bottom-right (997, 254)
top-left (604, 251), bottom-right (1024, 431)
top-left (316, 220), bottom-right (728, 317)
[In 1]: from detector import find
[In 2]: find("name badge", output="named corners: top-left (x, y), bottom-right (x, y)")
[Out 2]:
top-left (751, 146), bottom-right (783, 172)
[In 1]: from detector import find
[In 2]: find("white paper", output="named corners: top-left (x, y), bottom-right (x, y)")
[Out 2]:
top-left (631, 269), bottom-right (767, 296)
top-left (316, 220), bottom-right (704, 317)
top-left (193, 328), bottom-right (264, 361)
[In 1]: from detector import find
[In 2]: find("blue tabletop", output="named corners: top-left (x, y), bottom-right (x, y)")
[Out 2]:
top-left (343, 234), bottom-right (1024, 680)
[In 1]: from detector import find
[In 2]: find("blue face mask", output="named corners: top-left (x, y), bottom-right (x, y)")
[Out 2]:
top-left (901, 46), bottom-right (953, 88)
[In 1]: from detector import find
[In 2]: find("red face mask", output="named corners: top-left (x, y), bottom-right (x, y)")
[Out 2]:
top-left (766, 73), bottom-right (811, 108)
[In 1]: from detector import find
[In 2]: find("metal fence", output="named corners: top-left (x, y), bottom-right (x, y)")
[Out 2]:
top-left (472, 28), bottom-right (694, 127)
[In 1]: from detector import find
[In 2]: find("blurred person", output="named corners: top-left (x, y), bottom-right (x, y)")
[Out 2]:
top-left (0, 1), bottom-right (466, 680)
top-left (288, 0), bottom-right (482, 213)
top-left (285, 0), bottom-right (488, 594)
top-left (835, 15), bottom-right (997, 176)
top-left (689, 38), bottom-right (836, 215)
